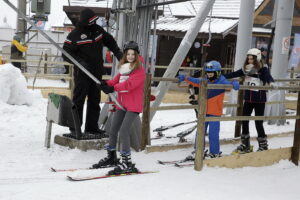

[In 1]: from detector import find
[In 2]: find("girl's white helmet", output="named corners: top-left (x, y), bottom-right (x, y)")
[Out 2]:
top-left (247, 48), bottom-right (262, 61)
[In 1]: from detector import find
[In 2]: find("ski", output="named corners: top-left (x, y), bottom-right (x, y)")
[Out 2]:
top-left (151, 135), bottom-right (178, 140)
top-left (51, 167), bottom-right (94, 172)
top-left (51, 164), bottom-right (116, 172)
top-left (153, 120), bottom-right (197, 132)
top-left (174, 162), bottom-right (194, 168)
top-left (176, 124), bottom-right (197, 138)
top-left (67, 171), bottom-right (158, 181)
top-left (151, 125), bottom-right (197, 141)
top-left (157, 158), bottom-right (193, 165)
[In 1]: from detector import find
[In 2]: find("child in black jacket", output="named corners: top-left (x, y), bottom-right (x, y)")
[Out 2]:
top-left (224, 48), bottom-right (274, 153)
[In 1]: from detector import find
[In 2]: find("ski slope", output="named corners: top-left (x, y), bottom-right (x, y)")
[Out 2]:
top-left (0, 64), bottom-right (299, 200)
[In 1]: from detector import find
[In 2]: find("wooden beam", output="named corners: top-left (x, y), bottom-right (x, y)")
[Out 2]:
top-left (145, 131), bottom-right (294, 153)
top-left (204, 147), bottom-right (293, 168)
top-left (141, 74), bottom-right (152, 150)
top-left (254, 15), bottom-right (273, 25)
top-left (291, 91), bottom-right (300, 165)
top-left (295, 0), bottom-right (300, 11)
top-left (194, 80), bottom-right (207, 171)
top-left (254, 0), bottom-right (271, 19)
top-left (255, 15), bottom-right (300, 26)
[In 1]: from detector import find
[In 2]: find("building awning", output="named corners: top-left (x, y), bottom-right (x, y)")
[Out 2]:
top-left (153, 17), bottom-right (238, 38)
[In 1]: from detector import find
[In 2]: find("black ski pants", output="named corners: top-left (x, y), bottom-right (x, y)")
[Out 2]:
top-left (242, 101), bottom-right (266, 138)
top-left (72, 75), bottom-right (100, 132)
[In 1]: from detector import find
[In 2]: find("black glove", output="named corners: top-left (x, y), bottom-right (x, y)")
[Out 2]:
top-left (100, 80), bottom-right (107, 86)
top-left (101, 85), bottom-right (114, 94)
top-left (96, 80), bottom-right (107, 91)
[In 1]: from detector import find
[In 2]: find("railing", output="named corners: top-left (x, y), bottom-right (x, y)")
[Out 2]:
top-left (141, 75), bottom-right (300, 171)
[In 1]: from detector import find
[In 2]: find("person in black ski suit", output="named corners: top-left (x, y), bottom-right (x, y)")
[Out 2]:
top-left (224, 48), bottom-right (274, 153)
top-left (63, 8), bottom-right (123, 135)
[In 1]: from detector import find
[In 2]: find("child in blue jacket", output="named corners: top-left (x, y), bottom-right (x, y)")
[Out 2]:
top-left (177, 60), bottom-right (240, 158)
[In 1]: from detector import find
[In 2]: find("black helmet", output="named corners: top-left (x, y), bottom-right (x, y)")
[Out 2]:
top-left (123, 41), bottom-right (139, 54)
top-left (13, 35), bottom-right (21, 42)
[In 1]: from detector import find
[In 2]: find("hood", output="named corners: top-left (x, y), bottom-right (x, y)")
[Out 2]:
top-left (78, 8), bottom-right (99, 27)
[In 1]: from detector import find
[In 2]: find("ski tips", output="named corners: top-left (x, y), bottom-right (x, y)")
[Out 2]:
top-left (50, 167), bottom-right (57, 172)
top-left (157, 160), bottom-right (165, 165)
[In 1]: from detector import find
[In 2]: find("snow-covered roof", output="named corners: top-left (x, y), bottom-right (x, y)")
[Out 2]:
top-left (156, 0), bottom-right (264, 35)
top-left (155, 17), bottom-right (238, 36)
top-left (167, 0), bottom-right (264, 18)
top-left (70, 0), bottom-right (113, 7)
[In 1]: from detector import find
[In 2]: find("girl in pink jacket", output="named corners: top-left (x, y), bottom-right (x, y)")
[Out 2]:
top-left (92, 41), bottom-right (145, 175)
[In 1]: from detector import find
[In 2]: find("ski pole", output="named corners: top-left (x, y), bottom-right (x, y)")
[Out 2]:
top-left (4, 0), bottom-right (125, 111)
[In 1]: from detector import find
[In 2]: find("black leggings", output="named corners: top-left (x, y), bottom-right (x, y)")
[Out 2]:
top-left (242, 101), bottom-right (266, 138)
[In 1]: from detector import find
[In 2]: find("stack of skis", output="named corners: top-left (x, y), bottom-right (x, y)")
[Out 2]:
top-left (151, 120), bottom-right (198, 142)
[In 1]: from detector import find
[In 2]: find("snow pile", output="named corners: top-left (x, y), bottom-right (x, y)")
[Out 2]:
top-left (0, 63), bottom-right (34, 105)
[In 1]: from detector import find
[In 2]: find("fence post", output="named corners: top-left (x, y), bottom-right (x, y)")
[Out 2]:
top-left (141, 73), bottom-right (152, 150)
top-left (194, 79), bottom-right (207, 171)
top-left (291, 90), bottom-right (300, 165)
top-left (43, 53), bottom-right (48, 74)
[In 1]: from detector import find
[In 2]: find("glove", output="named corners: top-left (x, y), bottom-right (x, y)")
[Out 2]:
top-left (270, 82), bottom-right (276, 87)
top-left (269, 82), bottom-right (278, 91)
top-left (177, 75), bottom-right (186, 82)
top-left (96, 80), bottom-right (108, 91)
top-left (101, 85), bottom-right (114, 94)
top-left (231, 80), bottom-right (240, 90)
top-left (100, 80), bottom-right (107, 86)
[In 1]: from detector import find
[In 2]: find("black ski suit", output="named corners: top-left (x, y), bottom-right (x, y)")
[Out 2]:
top-left (62, 9), bottom-right (122, 133)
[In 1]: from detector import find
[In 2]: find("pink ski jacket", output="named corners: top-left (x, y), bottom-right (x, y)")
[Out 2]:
top-left (106, 66), bottom-right (146, 113)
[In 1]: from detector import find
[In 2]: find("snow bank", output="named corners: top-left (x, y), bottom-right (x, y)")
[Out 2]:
top-left (0, 63), bottom-right (34, 105)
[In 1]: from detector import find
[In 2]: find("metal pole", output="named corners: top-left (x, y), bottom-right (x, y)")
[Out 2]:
top-left (17, 0), bottom-right (27, 41)
top-left (150, 0), bottom-right (215, 121)
top-left (150, 5), bottom-right (158, 75)
top-left (271, 0), bottom-right (294, 79)
top-left (233, 0), bottom-right (255, 70)
top-left (266, 0), bottom-right (294, 125)
top-left (226, 0), bottom-right (255, 116)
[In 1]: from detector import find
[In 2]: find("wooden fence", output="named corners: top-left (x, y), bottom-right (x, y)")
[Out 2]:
top-left (141, 75), bottom-right (300, 171)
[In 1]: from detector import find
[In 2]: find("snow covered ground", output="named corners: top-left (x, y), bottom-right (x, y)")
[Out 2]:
top-left (1, 64), bottom-right (300, 200)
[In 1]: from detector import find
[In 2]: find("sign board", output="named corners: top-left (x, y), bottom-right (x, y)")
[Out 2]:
top-left (281, 36), bottom-right (290, 54)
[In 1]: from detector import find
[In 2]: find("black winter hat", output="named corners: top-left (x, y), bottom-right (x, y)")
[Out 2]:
top-left (123, 41), bottom-right (140, 54)
top-left (78, 8), bottom-right (99, 26)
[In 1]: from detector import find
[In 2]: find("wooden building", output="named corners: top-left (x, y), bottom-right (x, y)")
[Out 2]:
top-left (154, 0), bottom-right (300, 72)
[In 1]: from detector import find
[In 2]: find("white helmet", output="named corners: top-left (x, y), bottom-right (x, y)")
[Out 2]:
top-left (247, 48), bottom-right (262, 61)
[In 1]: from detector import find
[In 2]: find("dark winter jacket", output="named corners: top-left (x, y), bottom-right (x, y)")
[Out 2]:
top-left (224, 67), bottom-right (274, 103)
top-left (62, 9), bottom-right (122, 79)
top-left (11, 40), bottom-right (27, 59)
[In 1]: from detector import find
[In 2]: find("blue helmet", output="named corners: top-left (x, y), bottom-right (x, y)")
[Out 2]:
top-left (204, 60), bottom-right (221, 72)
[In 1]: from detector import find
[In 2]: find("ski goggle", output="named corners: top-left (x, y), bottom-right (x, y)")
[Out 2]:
top-left (206, 63), bottom-right (214, 69)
